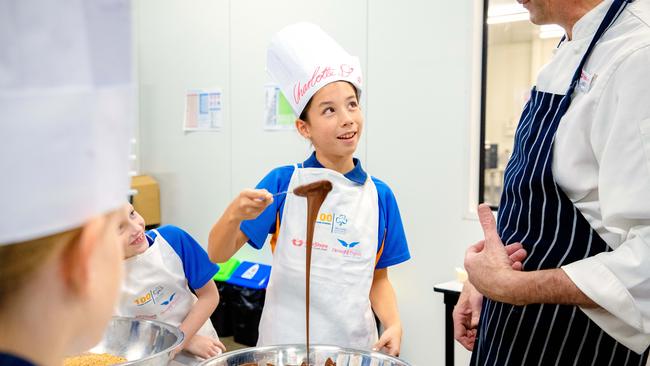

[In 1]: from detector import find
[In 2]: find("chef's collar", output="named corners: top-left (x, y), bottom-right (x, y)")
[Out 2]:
top-left (571, 0), bottom-right (614, 41)
top-left (302, 152), bottom-right (367, 185)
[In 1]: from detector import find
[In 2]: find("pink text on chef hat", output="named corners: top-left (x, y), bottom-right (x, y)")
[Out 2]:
top-left (293, 64), bottom-right (356, 105)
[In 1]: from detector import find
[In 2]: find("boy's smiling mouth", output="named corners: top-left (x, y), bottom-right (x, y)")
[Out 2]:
top-left (131, 232), bottom-right (145, 246)
top-left (337, 131), bottom-right (357, 140)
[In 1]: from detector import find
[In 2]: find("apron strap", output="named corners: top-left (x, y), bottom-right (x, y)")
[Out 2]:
top-left (566, 0), bottom-right (630, 96)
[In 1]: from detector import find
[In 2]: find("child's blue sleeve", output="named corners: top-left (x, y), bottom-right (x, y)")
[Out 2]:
top-left (372, 177), bottom-right (411, 269)
top-left (153, 225), bottom-right (219, 290)
top-left (240, 165), bottom-right (294, 249)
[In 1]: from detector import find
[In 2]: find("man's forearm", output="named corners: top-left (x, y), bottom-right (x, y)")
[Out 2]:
top-left (496, 268), bottom-right (598, 307)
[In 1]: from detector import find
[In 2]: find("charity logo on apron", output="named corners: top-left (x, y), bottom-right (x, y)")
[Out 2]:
top-left (472, 0), bottom-right (649, 365)
top-left (117, 230), bottom-right (217, 338)
top-left (257, 164), bottom-right (380, 349)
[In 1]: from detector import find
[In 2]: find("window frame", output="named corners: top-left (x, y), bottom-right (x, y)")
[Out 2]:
top-left (478, 0), bottom-right (493, 209)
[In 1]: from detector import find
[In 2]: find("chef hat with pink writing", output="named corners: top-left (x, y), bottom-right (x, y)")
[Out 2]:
top-left (267, 22), bottom-right (363, 117)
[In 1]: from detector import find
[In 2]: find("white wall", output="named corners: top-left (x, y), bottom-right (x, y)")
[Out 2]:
top-left (366, 2), bottom-right (484, 365)
top-left (134, 1), bottom-right (485, 364)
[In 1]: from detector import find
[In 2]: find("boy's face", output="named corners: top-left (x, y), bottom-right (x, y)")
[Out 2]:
top-left (298, 81), bottom-right (363, 161)
top-left (118, 204), bottom-right (148, 259)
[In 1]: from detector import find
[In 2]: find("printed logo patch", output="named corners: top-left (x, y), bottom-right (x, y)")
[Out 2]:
top-left (160, 292), bottom-right (176, 306)
top-left (578, 69), bottom-right (597, 93)
top-left (337, 239), bottom-right (360, 248)
top-left (133, 285), bottom-right (178, 310)
top-left (331, 238), bottom-right (362, 257)
top-left (291, 238), bottom-right (328, 251)
top-left (316, 212), bottom-right (350, 234)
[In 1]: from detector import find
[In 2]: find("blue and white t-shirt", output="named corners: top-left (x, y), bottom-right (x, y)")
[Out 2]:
top-left (240, 153), bottom-right (410, 269)
top-left (146, 225), bottom-right (219, 289)
top-left (118, 225), bottom-right (219, 337)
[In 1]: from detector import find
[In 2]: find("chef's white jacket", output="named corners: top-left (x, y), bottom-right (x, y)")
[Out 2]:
top-left (535, 0), bottom-right (650, 354)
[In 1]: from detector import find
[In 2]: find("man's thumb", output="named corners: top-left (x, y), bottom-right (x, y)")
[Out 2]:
top-left (471, 310), bottom-right (481, 328)
top-left (478, 203), bottom-right (500, 246)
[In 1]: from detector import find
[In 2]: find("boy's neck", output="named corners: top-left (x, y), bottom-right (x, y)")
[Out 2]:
top-left (314, 152), bottom-right (355, 174)
top-left (124, 249), bottom-right (146, 260)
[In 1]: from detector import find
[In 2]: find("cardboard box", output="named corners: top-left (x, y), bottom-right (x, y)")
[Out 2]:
top-left (130, 175), bottom-right (160, 226)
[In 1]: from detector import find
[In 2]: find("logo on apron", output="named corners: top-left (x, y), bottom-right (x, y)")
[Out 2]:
top-left (133, 285), bottom-right (179, 311)
top-left (316, 212), bottom-right (350, 234)
top-left (291, 238), bottom-right (329, 250)
top-left (332, 238), bottom-right (362, 257)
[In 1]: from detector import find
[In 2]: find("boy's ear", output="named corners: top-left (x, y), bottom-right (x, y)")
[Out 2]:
top-left (295, 119), bottom-right (311, 139)
top-left (60, 216), bottom-right (105, 296)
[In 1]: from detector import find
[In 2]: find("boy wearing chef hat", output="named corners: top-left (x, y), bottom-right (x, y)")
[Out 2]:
top-left (208, 22), bottom-right (410, 355)
top-left (115, 203), bottom-right (226, 359)
top-left (0, 1), bottom-right (133, 365)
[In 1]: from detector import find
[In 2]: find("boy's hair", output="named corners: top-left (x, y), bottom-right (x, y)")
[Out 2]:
top-left (299, 81), bottom-right (360, 122)
top-left (0, 228), bottom-right (82, 311)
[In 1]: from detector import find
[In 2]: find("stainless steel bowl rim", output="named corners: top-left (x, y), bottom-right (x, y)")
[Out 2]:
top-left (102, 316), bottom-right (185, 366)
top-left (199, 343), bottom-right (409, 365)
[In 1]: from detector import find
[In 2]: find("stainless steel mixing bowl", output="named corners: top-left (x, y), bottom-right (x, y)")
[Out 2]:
top-left (198, 344), bottom-right (412, 366)
top-left (84, 316), bottom-right (184, 365)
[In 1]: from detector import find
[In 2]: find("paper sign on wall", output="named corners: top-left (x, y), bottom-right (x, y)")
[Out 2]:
top-left (264, 84), bottom-right (296, 131)
top-left (184, 88), bottom-right (223, 131)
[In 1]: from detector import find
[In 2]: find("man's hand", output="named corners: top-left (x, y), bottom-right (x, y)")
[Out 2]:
top-left (453, 282), bottom-right (483, 351)
top-left (506, 241), bottom-right (527, 270)
top-left (464, 204), bottom-right (599, 309)
top-left (453, 237), bottom-right (526, 350)
top-left (465, 204), bottom-right (526, 304)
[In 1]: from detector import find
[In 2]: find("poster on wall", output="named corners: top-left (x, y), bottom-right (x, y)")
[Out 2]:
top-left (183, 88), bottom-right (223, 131)
top-left (264, 84), bottom-right (296, 131)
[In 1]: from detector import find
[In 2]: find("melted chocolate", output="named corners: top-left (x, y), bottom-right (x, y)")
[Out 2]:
top-left (293, 180), bottom-right (333, 365)
top-left (239, 357), bottom-right (336, 366)
top-left (238, 181), bottom-right (334, 366)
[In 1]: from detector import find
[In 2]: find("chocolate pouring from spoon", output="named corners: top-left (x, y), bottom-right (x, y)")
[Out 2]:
top-left (293, 180), bottom-right (333, 366)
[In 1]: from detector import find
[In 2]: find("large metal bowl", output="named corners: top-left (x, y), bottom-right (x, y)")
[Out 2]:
top-left (85, 316), bottom-right (184, 365)
top-left (198, 344), bottom-right (412, 366)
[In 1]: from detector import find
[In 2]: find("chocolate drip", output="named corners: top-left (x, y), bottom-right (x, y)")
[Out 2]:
top-left (293, 180), bottom-right (333, 365)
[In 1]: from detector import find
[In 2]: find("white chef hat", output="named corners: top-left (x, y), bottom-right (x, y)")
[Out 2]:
top-left (267, 22), bottom-right (363, 117)
top-left (0, 0), bottom-right (134, 245)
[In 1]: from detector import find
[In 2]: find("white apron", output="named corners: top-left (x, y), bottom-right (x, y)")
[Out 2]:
top-left (257, 165), bottom-right (379, 349)
top-left (117, 230), bottom-right (217, 338)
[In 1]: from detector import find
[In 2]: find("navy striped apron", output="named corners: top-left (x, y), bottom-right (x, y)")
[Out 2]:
top-left (471, 0), bottom-right (650, 365)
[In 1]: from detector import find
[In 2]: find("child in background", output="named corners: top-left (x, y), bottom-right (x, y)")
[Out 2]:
top-left (208, 23), bottom-right (410, 356)
top-left (116, 204), bottom-right (226, 359)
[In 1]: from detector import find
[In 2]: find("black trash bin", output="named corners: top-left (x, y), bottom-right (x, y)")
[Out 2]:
top-left (210, 258), bottom-right (242, 337)
top-left (226, 261), bottom-right (271, 346)
top-left (210, 281), bottom-right (237, 336)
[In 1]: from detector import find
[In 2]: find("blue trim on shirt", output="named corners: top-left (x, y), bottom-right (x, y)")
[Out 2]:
top-left (239, 157), bottom-right (410, 268)
top-left (147, 225), bottom-right (220, 289)
top-left (302, 151), bottom-right (367, 185)
top-left (372, 176), bottom-right (411, 268)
